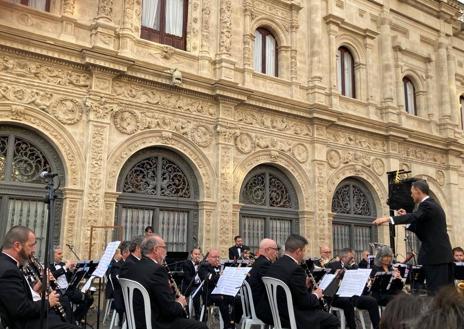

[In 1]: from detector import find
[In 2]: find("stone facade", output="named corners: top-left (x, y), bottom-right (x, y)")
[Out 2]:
top-left (0, 0), bottom-right (463, 258)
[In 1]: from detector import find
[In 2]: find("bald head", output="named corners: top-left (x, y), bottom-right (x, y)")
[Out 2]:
top-left (319, 245), bottom-right (332, 260)
top-left (207, 248), bottom-right (221, 267)
top-left (259, 238), bottom-right (279, 262)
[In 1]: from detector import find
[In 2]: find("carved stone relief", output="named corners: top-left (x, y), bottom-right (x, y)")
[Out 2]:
top-left (49, 98), bottom-right (83, 125)
top-left (113, 109), bottom-right (139, 135)
top-left (235, 132), bottom-right (309, 163)
top-left (219, 0), bottom-right (232, 54)
top-left (327, 149), bottom-right (341, 168)
top-left (372, 158), bottom-right (385, 176)
top-left (112, 80), bottom-right (215, 117)
top-left (85, 96), bottom-right (119, 121)
top-left (398, 143), bottom-right (447, 165)
top-left (0, 54), bottom-right (90, 89)
top-left (236, 109), bottom-right (312, 136)
top-left (63, 0), bottom-right (76, 15)
top-left (327, 128), bottom-right (387, 152)
top-left (436, 170), bottom-right (445, 186)
top-left (200, 0), bottom-right (212, 52)
top-left (326, 149), bottom-right (385, 175)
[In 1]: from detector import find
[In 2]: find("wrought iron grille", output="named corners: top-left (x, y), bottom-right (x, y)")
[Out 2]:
top-left (12, 137), bottom-right (51, 183)
top-left (332, 182), bottom-right (372, 216)
top-left (242, 171), bottom-right (292, 208)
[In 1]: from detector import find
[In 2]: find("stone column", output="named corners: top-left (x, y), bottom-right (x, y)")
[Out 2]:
top-left (60, 0), bottom-right (77, 43)
top-left (327, 22), bottom-right (339, 107)
top-left (61, 188), bottom-right (84, 260)
top-left (119, 0), bottom-right (142, 57)
top-left (198, 201), bottom-right (216, 251)
top-left (437, 38), bottom-right (451, 123)
top-left (448, 50), bottom-right (459, 125)
top-left (242, 0), bottom-right (253, 86)
top-left (365, 34), bottom-right (378, 117)
top-left (215, 0), bottom-right (236, 81)
top-left (379, 13), bottom-right (394, 105)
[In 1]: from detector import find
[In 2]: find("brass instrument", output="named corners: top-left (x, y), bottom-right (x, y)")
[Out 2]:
top-left (457, 281), bottom-right (464, 295)
top-left (26, 255), bottom-right (67, 322)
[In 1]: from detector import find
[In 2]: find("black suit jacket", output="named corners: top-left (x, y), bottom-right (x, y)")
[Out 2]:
top-left (0, 253), bottom-right (51, 329)
top-left (181, 260), bottom-right (199, 296)
top-left (264, 255), bottom-right (320, 328)
top-left (197, 262), bottom-right (220, 300)
top-left (50, 261), bottom-right (73, 284)
top-left (228, 245), bottom-right (249, 260)
top-left (120, 257), bottom-right (186, 329)
top-left (325, 261), bottom-right (357, 274)
top-left (393, 197), bottom-right (453, 265)
top-left (246, 255), bottom-right (273, 325)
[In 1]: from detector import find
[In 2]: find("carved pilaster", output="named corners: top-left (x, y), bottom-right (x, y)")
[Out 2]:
top-left (119, 0), bottom-right (142, 56)
top-left (314, 161), bottom-right (329, 246)
top-left (379, 11), bottom-right (394, 105)
top-left (218, 0), bottom-right (232, 56)
top-left (199, 0), bottom-right (212, 74)
top-left (61, 188), bottom-right (83, 260)
top-left (91, 0), bottom-right (117, 50)
top-left (63, 0), bottom-right (76, 15)
top-left (198, 201), bottom-right (217, 252)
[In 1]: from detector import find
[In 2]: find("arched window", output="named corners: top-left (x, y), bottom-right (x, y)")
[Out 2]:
top-left (460, 95), bottom-right (464, 130)
top-left (239, 165), bottom-right (298, 251)
top-left (253, 28), bottom-right (278, 77)
top-left (337, 46), bottom-right (355, 98)
top-left (141, 0), bottom-right (188, 50)
top-left (116, 148), bottom-right (198, 252)
top-left (9, 0), bottom-right (50, 11)
top-left (403, 77), bottom-right (417, 115)
top-left (331, 179), bottom-right (376, 261)
top-left (0, 125), bottom-right (65, 260)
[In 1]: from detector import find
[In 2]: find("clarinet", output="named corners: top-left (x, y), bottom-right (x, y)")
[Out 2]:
top-left (28, 255), bottom-right (67, 322)
top-left (163, 261), bottom-right (189, 318)
top-left (302, 262), bottom-right (330, 312)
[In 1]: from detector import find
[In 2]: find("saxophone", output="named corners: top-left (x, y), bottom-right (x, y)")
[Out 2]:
top-left (28, 255), bottom-right (67, 322)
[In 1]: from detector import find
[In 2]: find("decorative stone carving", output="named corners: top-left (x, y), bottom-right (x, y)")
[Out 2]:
top-left (236, 109), bottom-right (312, 136)
top-left (84, 96), bottom-right (119, 121)
top-left (219, 0), bottom-right (232, 54)
top-left (112, 80), bottom-right (215, 117)
top-left (398, 143), bottom-right (447, 165)
top-left (217, 125), bottom-right (238, 144)
top-left (235, 133), bottom-right (254, 154)
top-left (292, 143), bottom-right (308, 163)
top-left (400, 163), bottom-right (410, 171)
top-left (192, 125), bottom-right (213, 147)
top-left (49, 98), bottom-right (83, 125)
top-left (0, 83), bottom-right (53, 110)
top-left (114, 109), bottom-right (139, 134)
top-left (327, 149), bottom-right (341, 169)
top-left (63, 0), bottom-right (76, 15)
top-left (97, 0), bottom-right (113, 19)
top-left (436, 170), bottom-right (445, 186)
top-left (201, 0), bottom-right (211, 52)
top-left (0, 55), bottom-right (90, 89)
top-left (341, 151), bottom-right (371, 167)
top-left (17, 13), bottom-right (33, 27)
top-left (327, 128), bottom-right (387, 152)
top-left (372, 158), bottom-right (385, 176)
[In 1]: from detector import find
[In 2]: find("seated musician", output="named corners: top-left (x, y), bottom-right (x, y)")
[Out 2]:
top-left (453, 247), bottom-right (464, 262)
top-left (198, 248), bottom-right (236, 329)
top-left (181, 247), bottom-right (202, 320)
top-left (325, 248), bottom-right (380, 329)
top-left (246, 238), bottom-right (279, 325)
top-left (228, 236), bottom-right (249, 261)
top-left (125, 235), bottom-right (144, 265)
top-left (0, 225), bottom-right (79, 329)
top-left (314, 245), bottom-right (337, 268)
top-left (358, 251), bottom-right (370, 268)
top-left (265, 234), bottom-right (339, 329)
top-left (51, 246), bottom-right (93, 324)
top-left (120, 234), bottom-right (206, 329)
top-left (369, 246), bottom-right (403, 306)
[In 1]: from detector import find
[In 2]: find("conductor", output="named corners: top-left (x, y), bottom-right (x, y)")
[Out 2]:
top-left (373, 180), bottom-right (453, 294)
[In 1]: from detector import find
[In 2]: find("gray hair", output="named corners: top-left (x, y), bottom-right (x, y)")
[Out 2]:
top-left (374, 246), bottom-right (393, 267)
top-left (129, 235), bottom-right (144, 253)
top-left (140, 235), bottom-right (161, 256)
top-left (412, 180), bottom-right (429, 195)
top-left (284, 234), bottom-right (308, 252)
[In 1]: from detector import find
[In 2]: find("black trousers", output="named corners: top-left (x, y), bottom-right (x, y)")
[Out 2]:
top-left (332, 295), bottom-right (380, 329)
top-left (424, 263), bottom-right (454, 295)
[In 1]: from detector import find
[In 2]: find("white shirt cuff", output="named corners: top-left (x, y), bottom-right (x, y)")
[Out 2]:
top-left (390, 217), bottom-right (395, 225)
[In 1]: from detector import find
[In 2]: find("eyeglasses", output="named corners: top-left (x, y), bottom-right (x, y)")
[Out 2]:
top-left (157, 245), bottom-right (167, 249)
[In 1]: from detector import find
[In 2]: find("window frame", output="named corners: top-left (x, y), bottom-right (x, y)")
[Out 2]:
top-left (254, 28), bottom-right (279, 77)
top-left (403, 76), bottom-right (417, 115)
top-left (140, 0), bottom-right (189, 50)
top-left (337, 46), bottom-right (356, 98)
top-left (18, 0), bottom-right (51, 12)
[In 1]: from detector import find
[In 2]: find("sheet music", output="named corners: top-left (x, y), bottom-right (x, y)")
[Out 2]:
top-left (81, 275), bottom-right (95, 293)
top-left (319, 273), bottom-right (336, 291)
top-left (337, 269), bottom-right (371, 297)
top-left (56, 274), bottom-right (69, 289)
top-left (92, 241), bottom-right (121, 278)
top-left (211, 267), bottom-right (251, 297)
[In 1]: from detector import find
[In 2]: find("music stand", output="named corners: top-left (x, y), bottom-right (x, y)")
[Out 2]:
top-left (370, 272), bottom-right (393, 294)
top-left (408, 265), bottom-right (425, 294)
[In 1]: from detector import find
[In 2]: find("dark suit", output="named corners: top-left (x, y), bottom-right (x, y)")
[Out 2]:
top-left (246, 255), bottom-right (273, 325)
top-left (120, 256), bottom-right (206, 329)
top-left (325, 261), bottom-right (380, 329)
top-left (0, 253), bottom-right (78, 329)
top-left (392, 197), bottom-right (453, 294)
top-left (228, 245), bottom-right (249, 260)
top-left (369, 265), bottom-right (403, 306)
top-left (181, 260), bottom-right (201, 319)
top-left (264, 255), bottom-right (339, 329)
top-left (358, 259), bottom-right (368, 269)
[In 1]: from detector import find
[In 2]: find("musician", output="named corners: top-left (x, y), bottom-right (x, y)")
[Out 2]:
top-left (198, 249), bottom-right (236, 329)
top-left (124, 235), bottom-right (143, 266)
top-left (228, 235), bottom-right (249, 260)
top-left (0, 225), bottom-right (79, 329)
top-left (265, 234), bottom-right (339, 329)
top-left (246, 238), bottom-right (279, 325)
top-left (453, 247), bottom-right (464, 262)
top-left (325, 248), bottom-right (380, 329)
top-left (144, 226), bottom-right (154, 237)
top-left (369, 246), bottom-right (403, 306)
top-left (358, 251), bottom-right (370, 269)
top-left (107, 241), bottom-right (130, 326)
top-left (51, 246), bottom-right (93, 324)
top-left (120, 235), bottom-right (207, 329)
top-left (181, 247), bottom-right (202, 320)
top-left (373, 180), bottom-right (454, 294)
top-left (314, 245), bottom-right (337, 268)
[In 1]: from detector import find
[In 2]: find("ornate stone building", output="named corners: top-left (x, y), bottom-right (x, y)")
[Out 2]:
top-left (0, 0), bottom-right (463, 260)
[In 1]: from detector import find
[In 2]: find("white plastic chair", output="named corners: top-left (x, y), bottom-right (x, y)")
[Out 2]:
top-left (355, 308), bottom-right (373, 329)
top-left (239, 280), bottom-right (266, 329)
top-left (103, 274), bottom-right (115, 323)
top-left (330, 306), bottom-right (346, 329)
top-left (262, 277), bottom-right (297, 329)
top-left (119, 278), bottom-right (152, 329)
